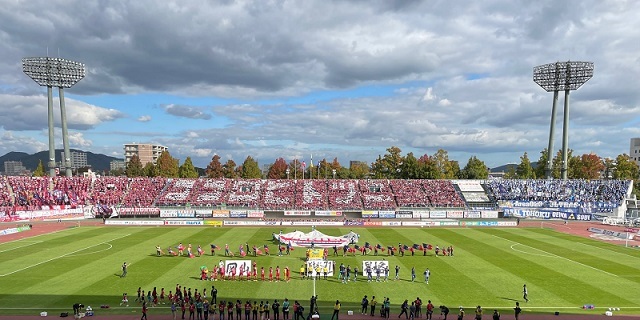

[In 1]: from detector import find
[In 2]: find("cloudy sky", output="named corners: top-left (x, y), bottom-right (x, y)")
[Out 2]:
top-left (1, 0), bottom-right (639, 169)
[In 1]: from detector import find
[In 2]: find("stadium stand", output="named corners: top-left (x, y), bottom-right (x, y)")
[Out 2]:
top-left (294, 179), bottom-right (328, 210)
top-left (359, 179), bottom-right (396, 210)
top-left (327, 179), bottom-right (362, 210)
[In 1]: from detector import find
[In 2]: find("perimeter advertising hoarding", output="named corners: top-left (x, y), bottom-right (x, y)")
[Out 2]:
top-left (446, 211), bottom-right (463, 219)
top-left (315, 211), bottom-right (343, 216)
top-left (361, 260), bottom-right (389, 276)
top-left (413, 210), bottom-right (430, 219)
top-left (195, 209), bottom-right (213, 218)
top-left (247, 210), bottom-right (264, 218)
top-left (284, 210), bottom-right (312, 216)
top-left (395, 211), bottom-right (413, 219)
top-left (160, 208), bottom-right (195, 218)
top-left (362, 211), bottom-right (379, 218)
top-left (230, 210), bottom-right (248, 218)
top-left (464, 211), bottom-right (481, 219)
top-left (378, 211), bottom-right (396, 218)
top-left (429, 211), bottom-right (447, 218)
top-left (481, 211), bottom-right (499, 218)
top-left (212, 210), bottom-right (230, 218)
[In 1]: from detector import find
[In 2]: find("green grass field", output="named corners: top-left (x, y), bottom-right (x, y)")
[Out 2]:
top-left (0, 225), bottom-right (639, 317)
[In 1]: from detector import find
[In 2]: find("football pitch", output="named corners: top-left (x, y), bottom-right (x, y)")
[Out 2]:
top-left (0, 225), bottom-right (639, 316)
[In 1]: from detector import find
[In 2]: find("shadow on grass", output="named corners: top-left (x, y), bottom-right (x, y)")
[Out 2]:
top-left (498, 297), bottom-right (519, 302)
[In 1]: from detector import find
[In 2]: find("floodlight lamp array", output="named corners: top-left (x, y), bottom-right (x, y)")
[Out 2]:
top-left (22, 57), bottom-right (85, 88)
top-left (533, 61), bottom-right (594, 92)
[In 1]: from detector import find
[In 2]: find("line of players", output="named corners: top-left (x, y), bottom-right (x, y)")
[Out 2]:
top-left (201, 261), bottom-right (292, 282)
top-left (155, 243), bottom-right (206, 257)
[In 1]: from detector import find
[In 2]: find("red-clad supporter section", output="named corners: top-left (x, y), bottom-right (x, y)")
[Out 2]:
top-left (359, 179), bottom-right (396, 210)
top-left (122, 177), bottom-right (167, 207)
top-left (294, 179), bottom-right (327, 210)
top-left (391, 179), bottom-right (430, 207)
top-left (185, 178), bottom-right (229, 206)
top-left (91, 176), bottom-right (128, 205)
top-left (327, 180), bottom-right (362, 210)
top-left (263, 179), bottom-right (295, 210)
top-left (226, 179), bottom-right (263, 207)
top-left (156, 178), bottom-right (196, 206)
top-left (0, 177), bottom-right (631, 214)
top-left (424, 180), bottom-right (465, 207)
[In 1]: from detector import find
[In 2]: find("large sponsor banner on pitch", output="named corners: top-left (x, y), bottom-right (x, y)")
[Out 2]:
top-left (361, 260), bottom-right (389, 276)
top-left (306, 260), bottom-right (334, 276)
top-left (224, 260), bottom-right (253, 276)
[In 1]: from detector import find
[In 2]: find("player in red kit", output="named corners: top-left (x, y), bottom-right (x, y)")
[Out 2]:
top-left (261, 267), bottom-right (265, 281)
top-left (269, 267), bottom-right (273, 282)
top-left (275, 266), bottom-right (281, 282)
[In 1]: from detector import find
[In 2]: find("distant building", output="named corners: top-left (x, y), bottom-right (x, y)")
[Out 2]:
top-left (630, 138), bottom-right (640, 167)
top-left (60, 151), bottom-right (88, 169)
top-left (110, 160), bottom-right (126, 171)
top-left (124, 143), bottom-right (168, 166)
top-left (3, 161), bottom-right (28, 176)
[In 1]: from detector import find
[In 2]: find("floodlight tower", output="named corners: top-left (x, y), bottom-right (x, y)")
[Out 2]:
top-left (22, 57), bottom-right (86, 177)
top-left (533, 61), bottom-right (593, 179)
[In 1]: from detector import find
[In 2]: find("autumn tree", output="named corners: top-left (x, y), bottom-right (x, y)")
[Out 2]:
top-left (461, 156), bottom-right (488, 179)
top-left (206, 155), bottom-right (224, 178)
top-left (33, 160), bottom-right (45, 177)
top-left (268, 158), bottom-right (288, 179)
top-left (349, 161), bottom-right (370, 179)
top-left (613, 154), bottom-right (639, 180)
top-left (156, 151), bottom-right (179, 177)
top-left (125, 154), bottom-right (144, 177)
top-left (371, 146), bottom-right (404, 179)
top-left (516, 152), bottom-right (535, 179)
top-left (573, 153), bottom-right (605, 179)
top-left (240, 156), bottom-right (262, 178)
top-left (432, 149), bottom-right (458, 179)
top-left (223, 159), bottom-right (238, 179)
top-left (417, 154), bottom-right (439, 179)
top-left (179, 157), bottom-right (199, 178)
top-left (400, 152), bottom-right (420, 179)
top-left (143, 162), bottom-right (158, 177)
top-left (552, 149), bottom-right (574, 179)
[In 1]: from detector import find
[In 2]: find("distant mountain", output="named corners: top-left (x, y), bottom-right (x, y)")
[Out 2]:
top-left (490, 162), bottom-right (539, 173)
top-left (0, 149), bottom-right (122, 173)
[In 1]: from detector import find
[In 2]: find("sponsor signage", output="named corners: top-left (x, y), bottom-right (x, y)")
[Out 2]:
top-left (284, 210), bottom-right (311, 216)
top-left (588, 227), bottom-right (634, 240)
top-left (105, 220), bottom-right (164, 226)
top-left (363, 221), bottom-right (382, 226)
top-left (211, 210), bottom-right (230, 218)
top-left (481, 211), bottom-right (499, 219)
top-left (362, 211), bottom-right (379, 218)
top-left (464, 211), bottom-right (481, 219)
top-left (195, 209), bottom-right (213, 218)
top-left (504, 208), bottom-right (592, 221)
top-left (315, 211), bottom-right (343, 216)
top-left (413, 210), bottom-right (430, 219)
top-left (290, 221), bottom-right (343, 226)
top-left (361, 260), bottom-right (389, 276)
top-left (247, 210), bottom-right (264, 218)
top-left (160, 209), bottom-right (195, 218)
top-left (204, 220), bottom-right (223, 226)
top-left (429, 211), bottom-right (447, 218)
top-left (446, 211), bottom-right (464, 219)
top-left (306, 260), bottom-right (334, 276)
top-left (395, 213), bottom-right (413, 219)
top-left (223, 220), bottom-right (265, 226)
top-left (378, 211), bottom-right (396, 218)
top-left (119, 207), bottom-right (160, 215)
top-left (164, 220), bottom-right (204, 226)
top-left (344, 221), bottom-right (364, 226)
top-left (230, 210), bottom-right (248, 218)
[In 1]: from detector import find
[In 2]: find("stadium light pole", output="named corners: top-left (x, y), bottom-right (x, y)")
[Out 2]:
top-left (22, 57), bottom-right (86, 177)
top-left (533, 61), bottom-right (593, 179)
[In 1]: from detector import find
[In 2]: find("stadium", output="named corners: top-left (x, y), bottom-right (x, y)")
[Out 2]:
top-left (1, 176), bottom-right (640, 320)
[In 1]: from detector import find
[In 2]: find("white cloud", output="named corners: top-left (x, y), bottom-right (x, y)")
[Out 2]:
top-left (137, 115), bottom-right (152, 122)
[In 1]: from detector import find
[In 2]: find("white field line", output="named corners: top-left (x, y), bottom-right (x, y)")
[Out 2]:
top-left (0, 233), bottom-right (130, 277)
top-left (0, 227), bottom-right (73, 245)
top-left (0, 241), bottom-right (43, 253)
top-left (66, 243), bottom-right (113, 257)
top-left (491, 234), bottom-right (619, 277)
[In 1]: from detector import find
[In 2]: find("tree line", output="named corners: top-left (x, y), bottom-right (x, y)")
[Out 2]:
top-left (111, 146), bottom-right (638, 181)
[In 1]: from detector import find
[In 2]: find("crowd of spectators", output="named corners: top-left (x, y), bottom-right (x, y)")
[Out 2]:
top-left (359, 180), bottom-right (396, 210)
top-left (122, 177), bottom-right (167, 207)
top-left (295, 180), bottom-right (328, 210)
top-left (327, 180), bottom-right (362, 210)
top-left (486, 179), bottom-right (630, 213)
top-left (390, 180), bottom-right (430, 207)
top-left (0, 176), bottom-right (631, 212)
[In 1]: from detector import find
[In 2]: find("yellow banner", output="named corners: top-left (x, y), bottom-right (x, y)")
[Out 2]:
top-left (306, 249), bottom-right (324, 259)
top-left (204, 220), bottom-right (223, 226)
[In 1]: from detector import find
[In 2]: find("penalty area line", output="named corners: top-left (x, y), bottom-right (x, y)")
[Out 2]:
top-left (491, 234), bottom-right (619, 277)
top-left (0, 233), bottom-right (131, 277)
top-left (0, 241), bottom-right (43, 253)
